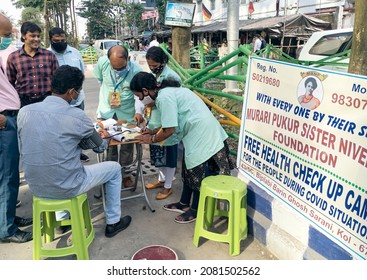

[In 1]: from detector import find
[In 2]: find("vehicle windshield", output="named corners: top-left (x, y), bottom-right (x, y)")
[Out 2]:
top-left (104, 41), bottom-right (122, 49)
top-left (309, 33), bottom-right (352, 56)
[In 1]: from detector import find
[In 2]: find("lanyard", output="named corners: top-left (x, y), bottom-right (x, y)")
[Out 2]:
top-left (110, 68), bottom-right (130, 92)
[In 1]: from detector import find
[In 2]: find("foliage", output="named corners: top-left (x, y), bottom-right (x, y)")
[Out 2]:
top-left (78, 0), bottom-right (114, 39)
top-left (20, 7), bottom-right (43, 28)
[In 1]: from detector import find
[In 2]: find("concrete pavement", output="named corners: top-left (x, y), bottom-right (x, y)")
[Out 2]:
top-left (0, 68), bottom-right (277, 260)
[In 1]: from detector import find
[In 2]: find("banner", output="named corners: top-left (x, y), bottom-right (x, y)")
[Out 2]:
top-left (238, 57), bottom-right (367, 259)
top-left (165, 2), bottom-right (196, 28)
top-left (142, 10), bottom-right (158, 20)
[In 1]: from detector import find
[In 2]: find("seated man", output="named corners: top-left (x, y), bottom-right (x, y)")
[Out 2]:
top-left (17, 65), bottom-right (131, 238)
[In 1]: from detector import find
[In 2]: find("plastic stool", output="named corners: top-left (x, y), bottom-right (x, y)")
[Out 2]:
top-left (32, 193), bottom-right (95, 260)
top-left (193, 175), bottom-right (248, 256)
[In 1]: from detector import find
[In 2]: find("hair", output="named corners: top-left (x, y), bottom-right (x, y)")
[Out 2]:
top-left (146, 46), bottom-right (168, 64)
top-left (20, 21), bottom-right (41, 42)
top-left (130, 72), bottom-right (180, 92)
top-left (52, 65), bottom-right (84, 95)
top-left (107, 45), bottom-right (129, 60)
top-left (49, 27), bottom-right (66, 40)
top-left (304, 77), bottom-right (318, 89)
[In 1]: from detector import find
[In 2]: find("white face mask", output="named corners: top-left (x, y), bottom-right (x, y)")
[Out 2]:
top-left (141, 95), bottom-right (155, 106)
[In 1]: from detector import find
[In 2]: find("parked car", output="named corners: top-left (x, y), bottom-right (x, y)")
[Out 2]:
top-left (298, 28), bottom-right (353, 72)
top-left (93, 39), bottom-right (123, 57)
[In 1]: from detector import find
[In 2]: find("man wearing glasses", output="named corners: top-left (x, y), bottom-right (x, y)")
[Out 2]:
top-left (48, 27), bottom-right (90, 163)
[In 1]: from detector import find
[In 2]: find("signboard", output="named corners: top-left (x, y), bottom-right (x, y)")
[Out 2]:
top-left (164, 2), bottom-right (195, 28)
top-left (142, 10), bottom-right (158, 20)
top-left (238, 57), bottom-right (367, 259)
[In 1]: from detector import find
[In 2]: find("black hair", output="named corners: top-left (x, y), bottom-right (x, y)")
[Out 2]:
top-left (130, 72), bottom-right (180, 92)
top-left (146, 46), bottom-right (168, 64)
top-left (49, 27), bottom-right (66, 41)
top-left (107, 45), bottom-right (129, 60)
top-left (52, 65), bottom-right (84, 95)
top-left (20, 21), bottom-right (41, 42)
top-left (304, 77), bottom-right (318, 89)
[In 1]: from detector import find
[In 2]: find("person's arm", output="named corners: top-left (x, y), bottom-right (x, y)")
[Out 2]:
top-left (135, 127), bottom-right (175, 144)
top-left (6, 54), bottom-right (17, 86)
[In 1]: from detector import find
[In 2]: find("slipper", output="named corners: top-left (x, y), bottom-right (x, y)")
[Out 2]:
top-left (175, 209), bottom-right (197, 224)
top-left (163, 202), bottom-right (189, 213)
top-left (123, 176), bottom-right (134, 188)
top-left (145, 180), bottom-right (165, 189)
top-left (156, 189), bottom-right (173, 200)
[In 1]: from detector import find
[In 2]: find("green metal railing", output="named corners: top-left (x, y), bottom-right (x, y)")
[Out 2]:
top-left (80, 46), bottom-right (98, 64)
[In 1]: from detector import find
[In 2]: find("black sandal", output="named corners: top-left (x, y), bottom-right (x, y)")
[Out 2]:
top-left (175, 208), bottom-right (197, 224)
top-left (163, 202), bottom-right (189, 213)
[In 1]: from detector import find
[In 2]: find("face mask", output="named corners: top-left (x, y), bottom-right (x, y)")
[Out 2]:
top-left (141, 95), bottom-right (155, 106)
top-left (51, 41), bottom-right (67, 53)
top-left (0, 37), bottom-right (12, 50)
top-left (152, 64), bottom-right (164, 74)
top-left (114, 65), bottom-right (130, 78)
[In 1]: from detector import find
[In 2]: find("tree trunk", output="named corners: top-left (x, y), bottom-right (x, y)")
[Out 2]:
top-left (171, 0), bottom-right (192, 69)
top-left (43, 0), bottom-right (50, 47)
top-left (348, 0), bottom-right (367, 75)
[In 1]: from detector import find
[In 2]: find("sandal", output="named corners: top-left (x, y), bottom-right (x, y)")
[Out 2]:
top-left (175, 208), bottom-right (197, 224)
top-left (163, 202), bottom-right (189, 213)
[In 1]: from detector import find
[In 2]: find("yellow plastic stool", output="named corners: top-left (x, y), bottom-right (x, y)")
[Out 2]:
top-left (32, 193), bottom-right (95, 260)
top-left (193, 175), bottom-right (248, 256)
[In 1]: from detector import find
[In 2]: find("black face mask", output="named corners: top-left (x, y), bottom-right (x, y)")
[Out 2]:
top-left (152, 64), bottom-right (164, 74)
top-left (51, 41), bottom-right (67, 53)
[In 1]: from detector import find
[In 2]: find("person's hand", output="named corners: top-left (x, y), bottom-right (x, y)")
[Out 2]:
top-left (134, 113), bottom-right (144, 126)
top-left (0, 115), bottom-right (7, 129)
top-left (98, 128), bottom-right (110, 139)
top-left (141, 127), bottom-right (152, 135)
top-left (134, 133), bottom-right (153, 144)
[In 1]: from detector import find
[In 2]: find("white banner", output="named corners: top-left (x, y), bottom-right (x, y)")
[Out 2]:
top-left (164, 2), bottom-right (195, 27)
top-left (238, 57), bottom-right (367, 259)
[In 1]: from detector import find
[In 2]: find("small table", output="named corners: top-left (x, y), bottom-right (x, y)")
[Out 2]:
top-left (97, 137), bottom-right (155, 213)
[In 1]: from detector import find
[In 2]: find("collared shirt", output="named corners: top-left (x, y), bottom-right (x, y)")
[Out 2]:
top-left (0, 45), bottom-right (17, 70)
top-left (48, 45), bottom-right (85, 107)
top-left (156, 87), bottom-right (228, 169)
top-left (17, 96), bottom-right (107, 199)
top-left (6, 47), bottom-right (59, 98)
top-left (93, 56), bottom-right (143, 121)
top-left (148, 65), bottom-right (182, 146)
top-left (0, 57), bottom-right (20, 111)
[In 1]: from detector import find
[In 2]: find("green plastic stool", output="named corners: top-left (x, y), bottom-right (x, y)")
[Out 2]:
top-left (32, 193), bottom-right (95, 260)
top-left (193, 175), bottom-right (248, 256)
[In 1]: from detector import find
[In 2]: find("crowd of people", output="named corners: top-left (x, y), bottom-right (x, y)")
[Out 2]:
top-left (0, 13), bottom-right (235, 245)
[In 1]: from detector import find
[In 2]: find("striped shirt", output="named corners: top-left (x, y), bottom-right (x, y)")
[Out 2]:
top-left (6, 47), bottom-right (59, 98)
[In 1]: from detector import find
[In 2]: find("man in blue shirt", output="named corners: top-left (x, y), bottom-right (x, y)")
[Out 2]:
top-left (17, 65), bottom-right (132, 238)
top-left (48, 27), bottom-right (89, 162)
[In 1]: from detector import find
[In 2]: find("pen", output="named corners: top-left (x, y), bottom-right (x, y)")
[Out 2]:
top-left (144, 120), bottom-right (150, 129)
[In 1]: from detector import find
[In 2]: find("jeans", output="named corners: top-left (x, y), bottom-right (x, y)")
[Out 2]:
top-left (77, 161), bottom-right (122, 225)
top-left (0, 115), bottom-right (20, 238)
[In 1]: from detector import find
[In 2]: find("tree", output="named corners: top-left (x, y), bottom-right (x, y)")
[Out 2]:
top-left (348, 0), bottom-right (367, 75)
top-left (172, 0), bottom-right (192, 69)
top-left (78, 0), bottom-right (114, 39)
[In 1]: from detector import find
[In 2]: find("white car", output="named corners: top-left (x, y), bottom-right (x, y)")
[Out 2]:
top-left (298, 28), bottom-right (353, 72)
top-left (93, 39), bottom-right (123, 57)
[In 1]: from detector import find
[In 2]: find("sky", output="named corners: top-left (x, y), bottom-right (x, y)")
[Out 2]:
top-left (2, 0), bottom-right (87, 37)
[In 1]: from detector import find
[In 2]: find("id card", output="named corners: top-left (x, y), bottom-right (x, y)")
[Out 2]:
top-left (109, 91), bottom-right (121, 108)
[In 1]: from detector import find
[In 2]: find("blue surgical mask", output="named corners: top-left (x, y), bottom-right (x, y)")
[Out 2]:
top-left (114, 66), bottom-right (130, 78)
top-left (0, 37), bottom-right (12, 50)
